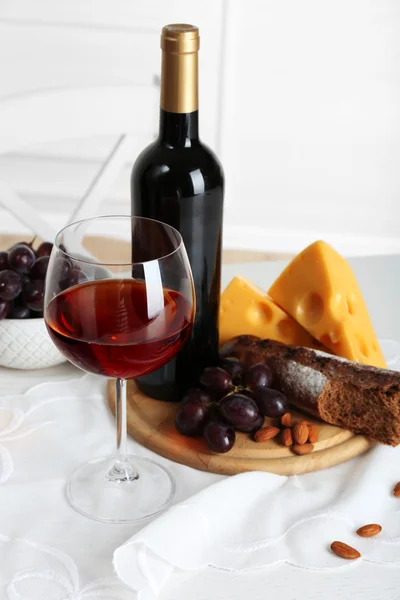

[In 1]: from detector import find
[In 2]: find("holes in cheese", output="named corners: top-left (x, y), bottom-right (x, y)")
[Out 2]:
top-left (347, 294), bottom-right (357, 315)
top-left (247, 302), bottom-right (273, 324)
top-left (268, 240), bottom-right (386, 368)
top-left (332, 294), bottom-right (349, 321)
top-left (357, 336), bottom-right (369, 357)
top-left (297, 292), bottom-right (324, 325)
top-left (276, 318), bottom-right (296, 339)
top-left (320, 332), bottom-right (341, 349)
top-left (219, 276), bottom-right (319, 348)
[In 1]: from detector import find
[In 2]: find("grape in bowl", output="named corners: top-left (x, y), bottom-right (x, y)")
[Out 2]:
top-left (0, 239), bottom-right (66, 369)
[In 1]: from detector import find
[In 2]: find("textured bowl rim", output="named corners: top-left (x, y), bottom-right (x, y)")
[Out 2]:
top-left (0, 314), bottom-right (66, 368)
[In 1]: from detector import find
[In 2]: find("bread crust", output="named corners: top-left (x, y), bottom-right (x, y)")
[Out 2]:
top-left (225, 336), bottom-right (400, 446)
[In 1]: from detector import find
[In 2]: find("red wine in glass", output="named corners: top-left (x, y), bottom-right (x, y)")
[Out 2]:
top-left (46, 279), bottom-right (193, 380)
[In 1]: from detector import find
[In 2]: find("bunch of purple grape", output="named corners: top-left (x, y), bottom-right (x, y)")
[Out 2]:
top-left (0, 239), bottom-right (53, 320)
top-left (175, 357), bottom-right (289, 453)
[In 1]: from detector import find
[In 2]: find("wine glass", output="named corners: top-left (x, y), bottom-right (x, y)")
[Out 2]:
top-left (44, 216), bottom-right (195, 523)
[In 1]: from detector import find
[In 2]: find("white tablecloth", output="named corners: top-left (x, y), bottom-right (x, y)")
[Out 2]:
top-left (1, 256), bottom-right (400, 600)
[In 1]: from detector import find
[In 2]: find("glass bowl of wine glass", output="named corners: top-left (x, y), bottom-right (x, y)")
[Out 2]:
top-left (44, 215), bottom-right (195, 523)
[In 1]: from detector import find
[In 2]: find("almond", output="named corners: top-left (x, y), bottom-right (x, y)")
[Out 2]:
top-left (281, 413), bottom-right (292, 427)
top-left (393, 482), bottom-right (400, 497)
top-left (254, 426), bottom-right (280, 442)
top-left (292, 443), bottom-right (314, 455)
top-left (308, 423), bottom-right (319, 444)
top-left (356, 524), bottom-right (382, 538)
top-left (281, 427), bottom-right (293, 447)
top-left (330, 541), bottom-right (361, 560)
top-left (292, 421), bottom-right (309, 445)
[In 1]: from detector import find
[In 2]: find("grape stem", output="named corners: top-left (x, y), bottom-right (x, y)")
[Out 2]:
top-left (28, 235), bottom-right (37, 248)
top-left (219, 385), bottom-right (249, 400)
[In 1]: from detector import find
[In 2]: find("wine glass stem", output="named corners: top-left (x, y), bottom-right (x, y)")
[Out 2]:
top-left (107, 378), bottom-right (138, 483)
top-left (116, 378), bottom-right (128, 465)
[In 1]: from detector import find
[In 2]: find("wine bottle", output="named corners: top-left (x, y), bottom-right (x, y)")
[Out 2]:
top-left (131, 24), bottom-right (224, 401)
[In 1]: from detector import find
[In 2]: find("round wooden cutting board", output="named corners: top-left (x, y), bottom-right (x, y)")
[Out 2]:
top-left (107, 380), bottom-right (374, 476)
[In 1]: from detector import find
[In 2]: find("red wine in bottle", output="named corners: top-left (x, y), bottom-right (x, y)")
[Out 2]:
top-left (131, 24), bottom-right (224, 401)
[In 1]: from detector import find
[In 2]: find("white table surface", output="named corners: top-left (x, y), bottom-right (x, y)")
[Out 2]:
top-left (1, 255), bottom-right (400, 600)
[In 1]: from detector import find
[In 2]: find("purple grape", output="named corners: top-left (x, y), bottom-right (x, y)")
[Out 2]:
top-left (0, 270), bottom-right (22, 301)
top-left (245, 363), bottom-right (273, 390)
top-left (204, 420), bottom-right (235, 453)
top-left (55, 258), bottom-right (72, 280)
top-left (200, 367), bottom-right (232, 394)
top-left (0, 300), bottom-right (10, 320)
top-left (220, 357), bottom-right (243, 384)
top-left (219, 393), bottom-right (260, 431)
top-left (182, 388), bottom-right (212, 405)
top-left (7, 240), bottom-right (32, 252)
top-left (54, 258), bottom-right (72, 290)
top-left (8, 244), bottom-right (36, 273)
top-left (68, 268), bottom-right (88, 287)
top-left (29, 256), bottom-right (50, 280)
top-left (252, 388), bottom-right (289, 418)
top-left (175, 396), bottom-right (210, 437)
top-left (21, 273), bottom-right (31, 288)
top-left (23, 279), bottom-right (44, 311)
top-left (36, 242), bottom-right (53, 258)
top-left (0, 252), bottom-right (8, 271)
top-left (10, 302), bottom-right (30, 319)
top-left (249, 413), bottom-right (264, 434)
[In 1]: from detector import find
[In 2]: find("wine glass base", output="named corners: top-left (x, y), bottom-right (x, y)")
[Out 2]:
top-left (66, 455), bottom-right (175, 523)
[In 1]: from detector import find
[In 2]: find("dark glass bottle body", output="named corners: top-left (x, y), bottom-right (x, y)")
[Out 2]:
top-left (131, 109), bottom-right (224, 401)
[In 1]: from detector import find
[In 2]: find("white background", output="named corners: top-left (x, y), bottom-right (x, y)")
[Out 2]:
top-left (0, 0), bottom-right (399, 255)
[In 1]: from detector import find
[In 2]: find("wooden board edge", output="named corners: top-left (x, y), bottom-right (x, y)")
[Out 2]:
top-left (106, 380), bottom-right (374, 476)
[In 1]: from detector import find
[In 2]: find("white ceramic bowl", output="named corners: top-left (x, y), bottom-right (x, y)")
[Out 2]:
top-left (0, 317), bottom-right (66, 370)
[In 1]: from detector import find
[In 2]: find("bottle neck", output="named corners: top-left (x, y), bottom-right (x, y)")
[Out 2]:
top-left (159, 110), bottom-right (199, 147)
top-left (159, 41), bottom-right (199, 147)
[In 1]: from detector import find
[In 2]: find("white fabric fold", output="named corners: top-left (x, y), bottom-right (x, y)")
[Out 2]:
top-left (114, 339), bottom-right (400, 598)
top-left (114, 444), bottom-right (400, 599)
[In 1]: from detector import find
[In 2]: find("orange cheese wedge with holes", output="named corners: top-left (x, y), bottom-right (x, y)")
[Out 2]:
top-left (219, 276), bottom-right (320, 348)
top-left (268, 240), bottom-right (386, 368)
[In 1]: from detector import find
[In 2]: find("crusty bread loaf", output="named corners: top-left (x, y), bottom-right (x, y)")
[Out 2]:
top-left (223, 335), bottom-right (400, 446)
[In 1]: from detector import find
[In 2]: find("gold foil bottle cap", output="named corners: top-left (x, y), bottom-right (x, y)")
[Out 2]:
top-left (161, 24), bottom-right (200, 53)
